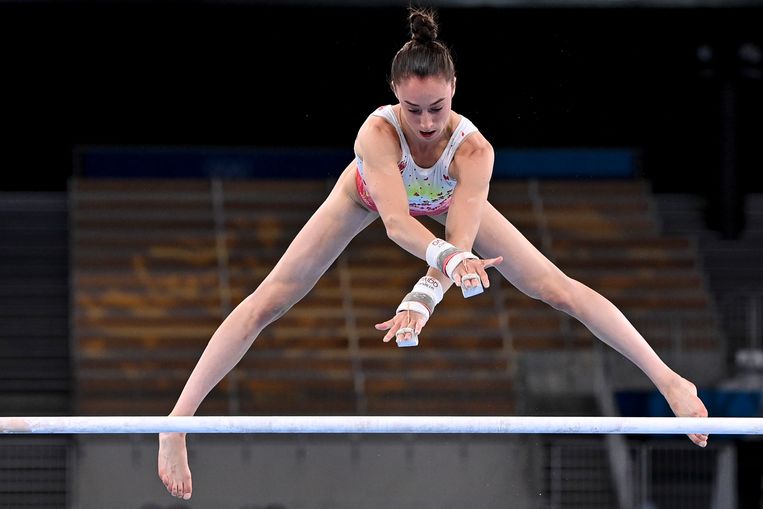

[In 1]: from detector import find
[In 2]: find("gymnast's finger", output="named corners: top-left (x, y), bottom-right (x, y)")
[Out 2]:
top-left (375, 318), bottom-right (394, 331)
top-left (382, 325), bottom-right (398, 343)
top-left (397, 312), bottom-right (427, 341)
top-left (483, 255), bottom-right (503, 269)
top-left (402, 314), bottom-right (422, 339)
top-left (413, 315), bottom-right (427, 336)
top-left (464, 264), bottom-right (480, 288)
top-left (453, 262), bottom-right (475, 287)
top-left (381, 313), bottom-right (408, 342)
top-left (477, 256), bottom-right (502, 287)
top-left (397, 327), bottom-right (414, 341)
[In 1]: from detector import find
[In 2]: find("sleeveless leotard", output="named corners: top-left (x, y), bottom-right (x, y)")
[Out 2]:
top-left (355, 105), bottom-right (479, 216)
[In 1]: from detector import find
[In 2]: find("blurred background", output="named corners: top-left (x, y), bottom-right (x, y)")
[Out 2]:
top-left (1, 0), bottom-right (762, 508)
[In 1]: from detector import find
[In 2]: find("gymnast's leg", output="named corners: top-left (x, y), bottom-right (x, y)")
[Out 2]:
top-left (158, 164), bottom-right (378, 499)
top-left (434, 203), bottom-right (709, 446)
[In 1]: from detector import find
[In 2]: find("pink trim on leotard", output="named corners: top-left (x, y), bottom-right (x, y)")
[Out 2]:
top-left (355, 165), bottom-right (378, 212)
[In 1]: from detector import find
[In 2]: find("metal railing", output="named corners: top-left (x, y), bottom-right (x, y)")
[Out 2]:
top-left (631, 441), bottom-right (732, 509)
top-left (539, 437), bottom-right (734, 509)
top-left (0, 437), bottom-right (70, 509)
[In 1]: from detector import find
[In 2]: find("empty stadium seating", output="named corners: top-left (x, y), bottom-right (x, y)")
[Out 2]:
top-left (72, 178), bottom-right (724, 416)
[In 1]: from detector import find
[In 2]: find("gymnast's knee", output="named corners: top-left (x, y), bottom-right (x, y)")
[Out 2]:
top-left (534, 275), bottom-right (579, 316)
top-left (239, 293), bottom-right (291, 331)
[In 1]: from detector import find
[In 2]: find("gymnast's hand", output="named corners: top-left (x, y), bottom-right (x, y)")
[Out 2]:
top-left (450, 255), bottom-right (503, 290)
top-left (376, 308), bottom-right (428, 344)
top-left (661, 375), bottom-right (709, 447)
top-left (375, 255), bottom-right (502, 346)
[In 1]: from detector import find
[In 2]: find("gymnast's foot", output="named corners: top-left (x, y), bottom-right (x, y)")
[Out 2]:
top-left (158, 432), bottom-right (193, 500)
top-left (661, 374), bottom-right (709, 448)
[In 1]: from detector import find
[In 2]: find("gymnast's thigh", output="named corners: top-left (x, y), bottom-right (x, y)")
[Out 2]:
top-left (431, 202), bottom-right (562, 292)
top-left (259, 164), bottom-right (378, 300)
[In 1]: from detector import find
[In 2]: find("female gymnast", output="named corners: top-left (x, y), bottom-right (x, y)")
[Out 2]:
top-left (158, 8), bottom-right (708, 500)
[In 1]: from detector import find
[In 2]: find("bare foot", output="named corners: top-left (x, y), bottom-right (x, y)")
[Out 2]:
top-left (660, 375), bottom-right (709, 447)
top-left (158, 432), bottom-right (193, 500)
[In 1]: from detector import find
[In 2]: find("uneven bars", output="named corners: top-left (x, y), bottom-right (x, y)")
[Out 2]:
top-left (1, 416), bottom-right (763, 435)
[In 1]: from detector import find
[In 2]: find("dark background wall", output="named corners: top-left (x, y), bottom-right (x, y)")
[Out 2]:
top-left (2, 2), bottom-right (761, 193)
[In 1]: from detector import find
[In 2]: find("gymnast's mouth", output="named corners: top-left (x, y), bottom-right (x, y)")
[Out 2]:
top-left (420, 130), bottom-right (436, 138)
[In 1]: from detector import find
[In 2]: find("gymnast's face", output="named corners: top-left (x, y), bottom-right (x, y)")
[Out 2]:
top-left (393, 75), bottom-right (456, 143)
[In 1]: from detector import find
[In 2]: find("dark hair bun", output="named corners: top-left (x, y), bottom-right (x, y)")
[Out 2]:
top-left (409, 9), bottom-right (438, 44)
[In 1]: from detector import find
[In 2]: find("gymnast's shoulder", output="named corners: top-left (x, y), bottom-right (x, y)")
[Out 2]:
top-left (354, 115), bottom-right (400, 161)
top-left (452, 129), bottom-right (494, 181)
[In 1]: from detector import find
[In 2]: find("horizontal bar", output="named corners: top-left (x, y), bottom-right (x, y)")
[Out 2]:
top-left (1, 416), bottom-right (762, 435)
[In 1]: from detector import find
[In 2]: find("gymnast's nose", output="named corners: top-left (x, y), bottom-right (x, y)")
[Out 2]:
top-left (420, 112), bottom-right (435, 131)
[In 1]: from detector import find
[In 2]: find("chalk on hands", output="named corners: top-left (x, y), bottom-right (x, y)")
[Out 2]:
top-left (395, 327), bottom-right (419, 347)
top-left (460, 274), bottom-right (484, 298)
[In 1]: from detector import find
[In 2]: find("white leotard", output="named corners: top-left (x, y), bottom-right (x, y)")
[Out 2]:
top-left (355, 105), bottom-right (479, 216)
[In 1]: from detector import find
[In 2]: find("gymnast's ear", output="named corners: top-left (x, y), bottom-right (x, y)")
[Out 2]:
top-left (390, 80), bottom-right (398, 99)
top-left (451, 76), bottom-right (457, 97)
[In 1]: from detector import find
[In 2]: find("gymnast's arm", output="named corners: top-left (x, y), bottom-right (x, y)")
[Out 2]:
top-left (354, 118), bottom-right (437, 257)
top-left (443, 133), bottom-right (495, 286)
top-left (402, 134), bottom-right (497, 294)
top-left (375, 135), bottom-right (503, 342)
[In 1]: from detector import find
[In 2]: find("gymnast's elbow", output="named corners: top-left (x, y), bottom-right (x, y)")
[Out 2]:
top-left (381, 213), bottom-right (408, 243)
